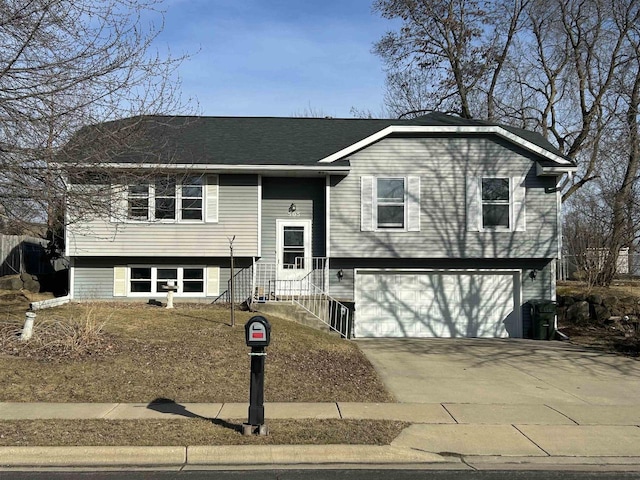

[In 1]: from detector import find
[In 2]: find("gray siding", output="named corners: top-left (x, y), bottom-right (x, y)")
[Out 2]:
top-left (259, 177), bottom-right (325, 263)
top-left (73, 256), bottom-right (252, 301)
top-left (329, 135), bottom-right (559, 259)
top-left (73, 259), bottom-right (114, 299)
top-left (68, 174), bottom-right (259, 257)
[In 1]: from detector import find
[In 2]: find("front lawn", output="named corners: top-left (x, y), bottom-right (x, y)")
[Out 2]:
top-left (0, 300), bottom-right (393, 403)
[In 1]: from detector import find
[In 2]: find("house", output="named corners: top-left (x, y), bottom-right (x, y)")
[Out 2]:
top-left (64, 112), bottom-right (576, 338)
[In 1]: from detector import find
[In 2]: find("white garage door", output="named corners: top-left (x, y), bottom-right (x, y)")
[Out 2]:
top-left (355, 271), bottom-right (521, 338)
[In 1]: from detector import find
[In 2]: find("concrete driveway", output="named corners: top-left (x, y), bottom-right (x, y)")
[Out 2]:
top-left (357, 338), bottom-right (640, 405)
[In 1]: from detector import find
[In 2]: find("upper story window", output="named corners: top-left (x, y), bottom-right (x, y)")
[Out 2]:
top-left (360, 175), bottom-right (420, 232)
top-left (181, 175), bottom-right (203, 221)
top-left (466, 175), bottom-right (526, 232)
top-left (155, 177), bottom-right (176, 220)
top-left (377, 178), bottom-right (405, 229)
top-left (128, 184), bottom-right (150, 220)
top-left (126, 175), bottom-right (204, 222)
top-left (481, 178), bottom-right (510, 229)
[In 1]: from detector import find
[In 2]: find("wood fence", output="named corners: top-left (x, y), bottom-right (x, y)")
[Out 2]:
top-left (0, 234), bottom-right (49, 277)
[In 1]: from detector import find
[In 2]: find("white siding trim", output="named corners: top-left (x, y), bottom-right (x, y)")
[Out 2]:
top-left (205, 174), bottom-right (219, 223)
top-left (326, 175), bottom-right (331, 257)
top-left (206, 266), bottom-right (220, 296)
top-left (113, 266), bottom-right (127, 297)
top-left (110, 184), bottom-right (127, 223)
top-left (318, 125), bottom-right (573, 166)
top-left (407, 176), bottom-right (421, 232)
top-left (69, 259), bottom-right (75, 299)
top-left (257, 175), bottom-right (262, 257)
top-left (557, 177), bottom-right (562, 259)
top-left (466, 177), bottom-right (481, 232)
top-left (360, 176), bottom-right (374, 232)
top-left (512, 175), bottom-right (527, 232)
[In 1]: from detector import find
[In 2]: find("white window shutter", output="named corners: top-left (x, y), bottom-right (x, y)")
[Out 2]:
top-left (113, 266), bottom-right (127, 297)
top-left (407, 176), bottom-right (421, 232)
top-left (110, 184), bottom-right (127, 222)
top-left (206, 266), bottom-right (220, 296)
top-left (361, 176), bottom-right (374, 231)
top-left (512, 175), bottom-right (526, 232)
top-left (206, 174), bottom-right (219, 223)
top-left (466, 177), bottom-right (481, 232)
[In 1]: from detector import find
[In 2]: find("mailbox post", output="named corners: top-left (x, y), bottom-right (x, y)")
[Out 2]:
top-left (243, 315), bottom-right (271, 436)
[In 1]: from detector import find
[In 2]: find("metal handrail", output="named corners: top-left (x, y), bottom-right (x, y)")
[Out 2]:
top-left (292, 278), bottom-right (352, 339)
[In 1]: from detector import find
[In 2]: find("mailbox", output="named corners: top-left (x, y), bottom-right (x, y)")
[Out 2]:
top-left (245, 316), bottom-right (271, 348)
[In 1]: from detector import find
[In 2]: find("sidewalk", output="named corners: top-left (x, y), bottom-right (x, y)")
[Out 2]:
top-left (2, 401), bottom-right (640, 470)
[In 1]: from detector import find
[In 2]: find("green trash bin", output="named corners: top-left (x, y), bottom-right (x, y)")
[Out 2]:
top-left (529, 299), bottom-right (556, 340)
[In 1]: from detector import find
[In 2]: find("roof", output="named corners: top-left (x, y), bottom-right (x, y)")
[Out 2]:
top-left (64, 112), bottom-right (575, 169)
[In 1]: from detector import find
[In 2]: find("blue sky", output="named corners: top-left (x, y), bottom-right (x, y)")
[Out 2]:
top-left (156, 0), bottom-right (392, 117)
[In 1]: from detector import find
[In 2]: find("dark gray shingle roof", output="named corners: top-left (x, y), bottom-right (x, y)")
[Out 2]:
top-left (69, 112), bottom-right (573, 167)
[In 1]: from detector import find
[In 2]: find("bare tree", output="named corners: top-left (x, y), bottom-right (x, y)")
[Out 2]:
top-left (0, 0), bottom-right (192, 249)
top-left (374, 0), bottom-right (640, 285)
top-left (373, 0), bottom-right (528, 120)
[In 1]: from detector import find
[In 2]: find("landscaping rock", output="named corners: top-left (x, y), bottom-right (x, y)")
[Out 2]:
top-left (21, 274), bottom-right (40, 293)
top-left (591, 304), bottom-right (611, 323)
top-left (603, 296), bottom-right (620, 314)
top-left (574, 293), bottom-right (587, 302)
top-left (0, 275), bottom-right (23, 291)
top-left (587, 294), bottom-right (604, 305)
top-left (566, 301), bottom-right (591, 324)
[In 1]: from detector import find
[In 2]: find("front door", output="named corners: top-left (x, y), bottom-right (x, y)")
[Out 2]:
top-left (276, 219), bottom-right (312, 294)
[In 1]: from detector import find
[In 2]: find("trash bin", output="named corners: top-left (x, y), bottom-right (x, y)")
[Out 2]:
top-left (529, 299), bottom-right (556, 340)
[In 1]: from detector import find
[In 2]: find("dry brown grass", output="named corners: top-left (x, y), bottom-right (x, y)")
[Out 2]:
top-left (0, 419), bottom-right (407, 446)
top-left (0, 301), bottom-right (393, 403)
top-left (557, 280), bottom-right (640, 299)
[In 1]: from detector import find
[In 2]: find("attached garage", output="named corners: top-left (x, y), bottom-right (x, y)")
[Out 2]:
top-left (354, 270), bottom-right (522, 338)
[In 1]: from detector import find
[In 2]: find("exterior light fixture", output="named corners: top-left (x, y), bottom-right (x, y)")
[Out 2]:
top-left (529, 269), bottom-right (538, 281)
top-left (288, 203), bottom-right (296, 213)
top-left (337, 269), bottom-right (344, 281)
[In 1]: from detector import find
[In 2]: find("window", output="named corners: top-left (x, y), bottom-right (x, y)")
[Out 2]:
top-left (125, 175), bottom-right (204, 222)
top-left (482, 178), bottom-right (510, 229)
top-left (361, 176), bottom-right (420, 232)
top-left (376, 178), bottom-right (405, 229)
top-left (155, 177), bottom-right (176, 220)
top-left (128, 185), bottom-right (150, 220)
top-left (130, 267), bottom-right (152, 292)
top-left (282, 226), bottom-right (305, 269)
top-left (181, 175), bottom-right (203, 220)
top-left (128, 266), bottom-right (205, 296)
top-left (183, 268), bottom-right (205, 293)
top-left (156, 268), bottom-right (178, 293)
top-left (466, 175), bottom-right (526, 232)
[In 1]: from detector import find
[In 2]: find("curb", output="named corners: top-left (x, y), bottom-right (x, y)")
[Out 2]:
top-left (0, 446), bottom-right (185, 467)
top-left (3, 446), bottom-right (640, 470)
top-left (0, 445), bottom-right (447, 468)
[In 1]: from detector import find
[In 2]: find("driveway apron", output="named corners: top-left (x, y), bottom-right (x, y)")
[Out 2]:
top-left (357, 338), bottom-right (640, 405)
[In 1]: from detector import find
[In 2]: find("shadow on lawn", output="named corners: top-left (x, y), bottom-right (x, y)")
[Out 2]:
top-left (147, 398), bottom-right (241, 432)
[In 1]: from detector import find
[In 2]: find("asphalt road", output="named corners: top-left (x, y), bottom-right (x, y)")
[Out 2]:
top-left (1, 470), bottom-right (640, 480)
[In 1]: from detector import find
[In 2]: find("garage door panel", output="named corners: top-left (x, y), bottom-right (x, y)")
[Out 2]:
top-left (355, 271), bottom-right (520, 338)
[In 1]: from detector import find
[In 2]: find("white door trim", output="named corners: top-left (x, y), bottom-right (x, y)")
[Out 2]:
top-left (275, 219), bottom-right (312, 283)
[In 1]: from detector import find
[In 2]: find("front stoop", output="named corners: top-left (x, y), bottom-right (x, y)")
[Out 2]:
top-left (255, 302), bottom-right (330, 333)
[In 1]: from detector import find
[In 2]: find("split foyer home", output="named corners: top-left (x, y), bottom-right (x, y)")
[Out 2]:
top-left (64, 112), bottom-right (577, 338)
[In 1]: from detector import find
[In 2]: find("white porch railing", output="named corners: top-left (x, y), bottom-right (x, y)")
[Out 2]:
top-left (252, 258), bottom-right (352, 338)
top-left (293, 278), bottom-right (352, 338)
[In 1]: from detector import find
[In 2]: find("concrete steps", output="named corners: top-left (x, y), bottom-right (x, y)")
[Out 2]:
top-left (255, 302), bottom-right (331, 333)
